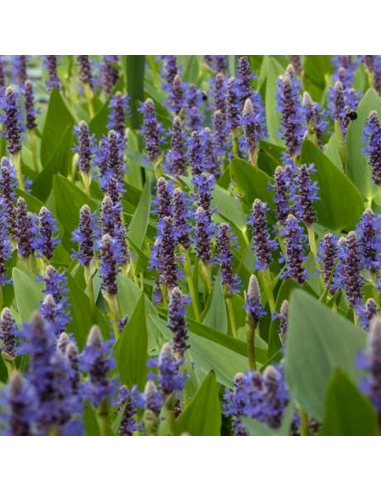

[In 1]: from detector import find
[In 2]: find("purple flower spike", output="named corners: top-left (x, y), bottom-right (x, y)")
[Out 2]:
top-left (77, 55), bottom-right (93, 87)
top-left (74, 121), bottom-right (95, 175)
top-left (357, 299), bottom-right (379, 331)
top-left (339, 232), bottom-right (363, 309)
top-left (173, 188), bottom-right (192, 249)
top-left (358, 317), bottom-right (381, 413)
top-left (80, 325), bottom-right (118, 408)
top-left (150, 217), bottom-right (179, 289)
top-left (0, 372), bottom-right (37, 436)
top-left (168, 74), bottom-right (185, 115)
top-left (193, 172), bottom-right (215, 218)
top-left (223, 373), bottom-right (248, 436)
top-left (189, 130), bottom-right (203, 178)
top-left (303, 92), bottom-right (327, 148)
top-left (201, 127), bottom-right (220, 177)
top-left (217, 223), bottom-right (241, 294)
top-left (96, 130), bottom-right (126, 192)
top-left (0, 56), bottom-right (6, 89)
top-left (107, 91), bottom-right (130, 137)
top-left (290, 56), bottom-right (303, 77)
top-left (139, 98), bottom-right (163, 165)
top-left (204, 56), bottom-right (228, 74)
top-left (245, 275), bottom-right (266, 327)
top-left (361, 55), bottom-right (381, 93)
top-left (13, 56), bottom-right (28, 86)
top-left (39, 294), bottom-right (70, 335)
top-left (237, 56), bottom-right (255, 107)
top-left (184, 84), bottom-right (205, 132)
top-left (0, 87), bottom-right (25, 155)
top-left (251, 199), bottom-right (277, 271)
top-left (24, 80), bottom-right (38, 130)
top-left (356, 208), bottom-right (381, 272)
top-left (165, 116), bottom-right (187, 177)
top-left (65, 341), bottom-right (81, 396)
top-left (296, 164), bottom-right (319, 226)
top-left (278, 300), bottom-right (289, 343)
top-left (40, 265), bottom-right (70, 310)
top-left (195, 206), bottom-right (215, 265)
top-left (144, 380), bottom-right (162, 417)
top-left (280, 214), bottom-right (307, 285)
top-left (224, 364), bottom-right (292, 432)
top-left (102, 55), bottom-right (119, 94)
top-left (117, 385), bottom-right (142, 436)
top-left (213, 110), bottom-right (229, 157)
top-left (15, 197), bottom-right (36, 258)
top-left (363, 111), bottom-right (381, 186)
top-left (0, 308), bottom-right (18, 357)
top-left (329, 80), bottom-right (359, 136)
top-left (44, 55), bottom-right (60, 91)
top-left (211, 72), bottom-right (228, 116)
top-left (154, 177), bottom-right (174, 219)
top-left (0, 157), bottom-right (17, 237)
top-left (72, 205), bottom-right (99, 266)
top-left (332, 56), bottom-right (357, 88)
top-left (227, 77), bottom-right (241, 131)
top-left (20, 313), bottom-right (81, 435)
top-left (168, 287), bottom-right (190, 357)
top-left (272, 165), bottom-right (293, 224)
top-left (242, 98), bottom-right (265, 163)
top-left (99, 234), bottom-right (120, 296)
top-left (319, 233), bottom-right (338, 293)
top-left (161, 56), bottom-right (179, 91)
top-left (276, 66), bottom-right (305, 157)
top-left (152, 343), bottom-right (185, 400)
top-left (0, 215), bottom-right (12, 286)
top-left (36, 206), bottom-right (60, 260)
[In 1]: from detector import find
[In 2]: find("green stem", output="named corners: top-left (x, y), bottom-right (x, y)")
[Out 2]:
top-left (299, 408), bottom-right (310, 436)
top-left (81, 171), bottom-right (91, 195)
top-left (13, 152), bottom-right (25, 191)
top-left (0, 286), bottom-right (3, 312)
top-left (200, 262), bottom-right (213, 294)
top-left (334, 120), bottom-right (346, 170)
top-left (2, 352), bottom-right (16, 377)
top-left (232, 132), bottom-right (240, 158)
top-left (84, 264), bottom-right (95, 318)
top-left (226, 295), bottom-right (237, 338)
top-left (97, 399), bottom-right (111, 436)
top-left (184, 250), bottom-right (200, 321)
top-left (307, 226), bottom-right (318, 259)
top-left (84, 83), bottom-right (95, 119)
top-left (261, 269), bottom-right (276, 314)
top-left (105, 293), bottom-right (120, 340)
top-left (246, 323), bottom-right (257, 370)
top-left (28, 129), bottom-right (39, 174)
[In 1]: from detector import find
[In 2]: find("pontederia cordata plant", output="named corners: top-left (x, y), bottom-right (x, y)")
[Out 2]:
top-left (0, 55), bottom-right (381, 437)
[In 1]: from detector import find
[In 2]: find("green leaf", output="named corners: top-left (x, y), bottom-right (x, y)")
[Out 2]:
top-left (230, 157), bottom-right (274, 210)
top-left (66, 274), bottom-right (109, 349)
top-left (321, 369), bottom-right (378, 436)
top-left (32, 124), bottom-right (74, 201)
top-left (121, 56), bottom-right (146, 129)
top-left (347, 88), bottom-right (381, 201)
top-left (41, 89), bottom-right (75, 167)
top-left (150, 316), bottom-right (249, 388)
top-left (175, 372), bottom-right (221, 436)
top-left (285, 290), bottom-right (366, 420)
top-left (12, 268), bottom-right (43, 322)
top-left (127, 178), bottom-right (152, 248)
top-left (265, 57), bottom-right (285, 146)
top-left (203, 274), bottom-right (228, 333)
top-left (212, 185), bottom-right (247, 231)
top-left (301, 139), bottom-right (364, 231)
top-left (114, 293), bottom-right (148, 390)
